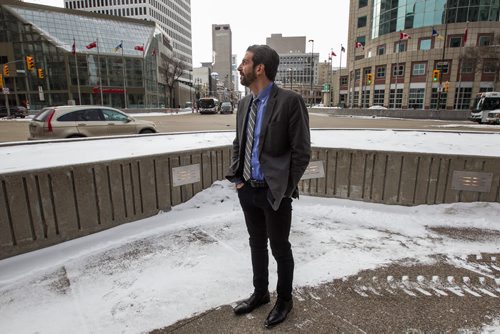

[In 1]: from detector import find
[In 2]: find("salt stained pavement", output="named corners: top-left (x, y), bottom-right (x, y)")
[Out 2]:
top-left (0, 129), bottom-right (499, 333)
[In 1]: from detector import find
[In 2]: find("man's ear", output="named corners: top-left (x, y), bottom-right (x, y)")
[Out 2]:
top-left (256, 64), bottom-right (265, 76)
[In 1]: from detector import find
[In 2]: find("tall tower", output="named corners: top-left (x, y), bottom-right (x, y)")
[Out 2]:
top-left (212, 24), bottom-right (232, 94)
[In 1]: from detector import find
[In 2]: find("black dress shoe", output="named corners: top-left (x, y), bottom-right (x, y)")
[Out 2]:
top-left (264, 298), bottom-right (293, 328)
top-left (233, 291), bottom-right (270, 315)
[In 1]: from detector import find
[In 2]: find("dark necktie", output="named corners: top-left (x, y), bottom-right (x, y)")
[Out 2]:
top-left (243, 98), bottom-right (258, 181)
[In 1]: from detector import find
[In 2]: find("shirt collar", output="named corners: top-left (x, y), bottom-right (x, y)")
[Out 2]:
top-left (252, 82), bottom-right (274, 103)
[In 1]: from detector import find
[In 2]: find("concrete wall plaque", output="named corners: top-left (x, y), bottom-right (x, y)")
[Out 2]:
top-left (172, 164), bottom-right (201, 187)
top-left (451, 171), bottom-right (493, 193)
top-left (301, 161), bottom-right (325, 180)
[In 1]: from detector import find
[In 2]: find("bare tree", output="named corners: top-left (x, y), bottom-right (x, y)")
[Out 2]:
top-left (459, 35), bottom-right (500, 88)
top-left (160, 53), bottom-right (188, 108)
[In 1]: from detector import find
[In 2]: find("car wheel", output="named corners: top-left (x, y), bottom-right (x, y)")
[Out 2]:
top-left (140, 129), bottom-right (155, 134)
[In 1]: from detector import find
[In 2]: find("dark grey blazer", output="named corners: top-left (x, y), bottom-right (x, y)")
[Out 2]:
top-left (226, 84), bottom-right (311, 211)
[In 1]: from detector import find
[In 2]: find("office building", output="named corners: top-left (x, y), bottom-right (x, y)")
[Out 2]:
top-left (64, 0), bottom-right (193, 107)
top-left (346, 0), bottom-right (500, 110)
top-left (267, 34), bottom-right (320, 105)
top-left (0, 0), bottom-right (168, 109)
top-left (212, 24), bottom-right (233, 94)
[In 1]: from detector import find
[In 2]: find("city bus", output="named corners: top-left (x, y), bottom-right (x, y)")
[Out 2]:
top-left (470, 92), bottom-right (500, 124)
top-left (198, 97), bottom-right (220, 114)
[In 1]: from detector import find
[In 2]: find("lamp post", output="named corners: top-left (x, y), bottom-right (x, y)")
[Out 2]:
top-left (309, 39), bottom-right (314, 106)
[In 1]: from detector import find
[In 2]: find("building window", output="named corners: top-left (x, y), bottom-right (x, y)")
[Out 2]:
top-left (377, 45), bottom-right (385, 55)
top-left (340, 76), bottom-right (348, 85)
top-left (408, 88), bottom-right (425, 109)
top-left (355, 69), bottom-right (361, 81)
top-left (357, 16), bottom-right (367, 28)
top-left (394, 41), bottom-right (407, 53)
top-left (436, 62), bottom-right (449, 74)
top-left (373, 89), bottom-right (385, 106)
top-left (412, 63), bottom-right (426, 76)
top-left (389, 89), bottom-right (403, 109)
top-left (392, 64), bottom-right (405, 77)
top-left (460, 60), bottom-right (474, 74)
top-left (453, 87), bottom-right (472, 110)
top-left (483, 61), bottom-right (496, 73)
top-left (449, 36), bottom-right (462, 48)
top-left (478, 35), bottom-right (493, 46)
top-left (359, 0), bottom-right (367, 8)
top-left (376, 65), bottom-right (386, 78)
top-left (361, 89), bottom-right (370, 107)
top-left (430, 88), bottom-right (447, 109)
top-left (356, 36), bottom-right (366, 45)
top-left (419, 38), bottom-right (432, 50)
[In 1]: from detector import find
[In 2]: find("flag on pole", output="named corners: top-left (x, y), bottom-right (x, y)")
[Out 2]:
top-left (134, 45), bottom-right (144, 52)
top-left (432, 28), bottom-right (445, 40)
top-left (331, 51), bottom-right (337, 57)
top-left (72, 39), bottom-right (76, 55)
top-left (341, 45), bottom-right (346, 52)
top-left (114, 41), bottom-right (123, 52)
top-left (355, 41), bottom-right (364, 49)
top-left (463, 27), bottom-right (468, 44)
top-left (400, 32), bottom-right (411, 40)
top-left (86, 41), bottom-right (97, 49)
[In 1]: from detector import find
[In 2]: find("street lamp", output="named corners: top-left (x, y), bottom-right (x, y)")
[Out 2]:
top-left (309, 39), bottom-right (314, 106)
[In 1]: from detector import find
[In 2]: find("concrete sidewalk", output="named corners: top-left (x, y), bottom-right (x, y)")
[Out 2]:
top-left (152, 255), bottom-right (500, 333)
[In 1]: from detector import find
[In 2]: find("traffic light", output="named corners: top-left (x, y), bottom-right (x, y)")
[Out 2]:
top-left (3, 64), bottom-right (9, 76)
top-left (38, 68), bottom-right (44, 79)
top-left (432, 69), bottom-right (440, 82)
top-left (443, 81), bottom-right (449, 93)
top-left (0, 74), bottom-right (3, 89)
top-left (367, 73), bottom-right (373, 84)
top-left (26, 56), bottom-right (35, 71)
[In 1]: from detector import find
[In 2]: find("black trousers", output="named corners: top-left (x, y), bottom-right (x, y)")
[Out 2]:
top-left (237, 184), bottom-right (294, 301)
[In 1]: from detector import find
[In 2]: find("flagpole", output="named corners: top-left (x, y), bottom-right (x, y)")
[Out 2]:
top-left (338, 45), bottom-right (342, 107)
top-left (73, 38), bottom-right (81, 105)
top-left (436, 1), bottom-right (449, 110)
top-left (96, 38), bottom-right (103, 105)
top-left (121, 41), bottom-right (127, 109)
top-left (394, 36), bottom-right (400, 109)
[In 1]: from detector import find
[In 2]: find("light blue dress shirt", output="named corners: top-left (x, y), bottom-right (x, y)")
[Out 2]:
top-left (249, 83), bottom-right (273, 181)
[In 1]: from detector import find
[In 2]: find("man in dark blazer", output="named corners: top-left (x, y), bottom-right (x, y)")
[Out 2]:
top-left (226, 45), bottom-right (311, 328)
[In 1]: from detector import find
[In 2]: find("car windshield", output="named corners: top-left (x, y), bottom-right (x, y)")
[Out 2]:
top-left (199, 99), bottom-right (216, 108)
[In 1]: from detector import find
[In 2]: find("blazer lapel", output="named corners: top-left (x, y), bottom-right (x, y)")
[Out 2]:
top-left (239, 96), bottom-right (251, 147)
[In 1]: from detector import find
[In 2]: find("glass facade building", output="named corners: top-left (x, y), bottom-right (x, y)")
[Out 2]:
top-left (372, 0), bottom-right (499, 39)
top-left (0, 0), bottom-right (167, 109)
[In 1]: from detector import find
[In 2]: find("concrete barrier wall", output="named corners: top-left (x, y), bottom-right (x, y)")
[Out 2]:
top-left (1, 146), bottom-right (499, 259)
top-left (308, 108), bottom-right (470, 120)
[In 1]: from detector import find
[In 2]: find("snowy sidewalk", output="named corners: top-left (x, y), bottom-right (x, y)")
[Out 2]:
top-left (0, 181), bottom-right (499, 333)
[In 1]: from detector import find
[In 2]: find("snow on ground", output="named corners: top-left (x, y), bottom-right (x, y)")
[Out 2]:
top-left (1, 130), bottom-right (499, 174)
top-left (0, 180), bottom-right (499, 333)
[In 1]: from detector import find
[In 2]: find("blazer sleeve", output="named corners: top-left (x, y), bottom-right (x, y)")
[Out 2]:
top-left (287, 94), bottom-right (311, 192)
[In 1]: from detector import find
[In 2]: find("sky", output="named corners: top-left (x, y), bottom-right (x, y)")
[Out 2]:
top-left (0, 122), bottom-right (499, 332)
top-left (23, 0), bottom-right (351, 68)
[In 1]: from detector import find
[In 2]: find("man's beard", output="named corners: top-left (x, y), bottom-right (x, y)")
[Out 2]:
top-left (240, 69), bottom-right (256, 87)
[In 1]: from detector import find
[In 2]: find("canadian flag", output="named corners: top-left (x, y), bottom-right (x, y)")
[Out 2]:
top-left (134, 45), bottom-right (144, 52)
top-left (355, 41), bottom-right (363, 48)
top-left (400, 32), bottom-right (411, 40)
top-left (331, 51), bottom-right (337, 57)
top-left (86, 41), bottom-right (97, 49)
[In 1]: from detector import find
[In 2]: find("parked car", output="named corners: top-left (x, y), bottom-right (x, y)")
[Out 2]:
top-left (220, 101), bottom-right (233, 114)
top-left (28, 105), bottom-right (157, 140)
top-left (0, 106), bottom-right (28, 118)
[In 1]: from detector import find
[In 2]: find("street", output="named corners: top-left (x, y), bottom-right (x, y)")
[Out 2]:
top-left (0, 112), bottom-right (499, 143)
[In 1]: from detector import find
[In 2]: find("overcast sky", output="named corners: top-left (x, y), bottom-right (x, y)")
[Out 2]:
top-left (24, 0), bottom-right (350, 68)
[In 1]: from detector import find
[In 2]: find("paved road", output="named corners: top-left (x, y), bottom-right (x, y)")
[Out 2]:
top-left (0, 112), bottom-right (499, 143)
